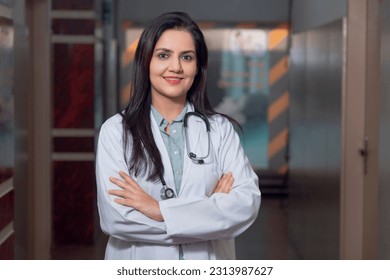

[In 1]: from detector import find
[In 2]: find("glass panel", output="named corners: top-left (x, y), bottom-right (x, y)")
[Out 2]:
top-left (0, 234), bottom-right (14, 260)
top-left (53, 161), bottom-right (95, 245)
top-left (204, 29), bottom-right (269, 170)
top-left (0, 191), bottom-right (14, 229)
top-left (52, 19), bottom-right (95, 35)
top-left (0, 19), bottom-right (14, 181)
top-left (52, 0), bottom-right (93, 10)
top-left (0, 15), bottom-right (14, 261)
top-left (53, 137), bottom-right (95, 153)
top-left (53, 44), bottom-right (94, 129)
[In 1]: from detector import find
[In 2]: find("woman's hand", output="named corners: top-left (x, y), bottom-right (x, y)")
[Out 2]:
top-left (108, 170), bottom-right (164, 222)
top-left (213, 172), bottom-right (234, 194)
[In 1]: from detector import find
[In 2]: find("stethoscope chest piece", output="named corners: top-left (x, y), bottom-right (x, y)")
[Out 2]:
top-left (160, 186), bottom-right (175, 200)
top-left (160, 177), bottom-right (176, 200)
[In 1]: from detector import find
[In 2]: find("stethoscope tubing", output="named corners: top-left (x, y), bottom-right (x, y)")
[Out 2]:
top-left (160, 111), bottom-right (211, 200)
top-left (184, 112), bottom-right (211, 164)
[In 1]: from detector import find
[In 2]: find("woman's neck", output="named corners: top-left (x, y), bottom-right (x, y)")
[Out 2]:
top-left (151, 97), bottom-right (186, 124)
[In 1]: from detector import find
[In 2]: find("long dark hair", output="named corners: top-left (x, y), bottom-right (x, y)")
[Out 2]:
top-left (122, 11), bottom-right (237, 181)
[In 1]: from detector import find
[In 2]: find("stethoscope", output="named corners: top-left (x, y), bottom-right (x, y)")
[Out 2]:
top-left (160, 111), bottom-right (211, 200)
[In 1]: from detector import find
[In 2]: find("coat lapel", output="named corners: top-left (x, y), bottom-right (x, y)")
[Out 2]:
top-left (150, 111), bottom-right (176, 194)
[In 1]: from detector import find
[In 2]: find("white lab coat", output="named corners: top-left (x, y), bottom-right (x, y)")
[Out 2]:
top-left (96, 104), bottom-right (261, 260)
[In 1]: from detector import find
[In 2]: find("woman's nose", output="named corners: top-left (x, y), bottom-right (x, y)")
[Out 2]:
top-left (168, 58), bottom-right (183, 73)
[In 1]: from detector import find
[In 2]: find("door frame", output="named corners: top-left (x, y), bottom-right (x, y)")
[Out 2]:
top-left (340, 0), bottom-right (381, 259)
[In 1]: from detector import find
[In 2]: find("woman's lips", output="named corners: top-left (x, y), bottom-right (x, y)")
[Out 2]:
top-left (164, 76), bottom-right (183, 84)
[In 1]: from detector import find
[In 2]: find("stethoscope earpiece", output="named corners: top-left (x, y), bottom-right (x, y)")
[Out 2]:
top-left (189, 152), bottom-right (197, 158)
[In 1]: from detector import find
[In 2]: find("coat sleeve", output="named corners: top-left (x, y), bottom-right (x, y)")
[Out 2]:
top-left (96, 117), bottom-right (201, 245)
top-left (159, 117), bottom-right (261, 240)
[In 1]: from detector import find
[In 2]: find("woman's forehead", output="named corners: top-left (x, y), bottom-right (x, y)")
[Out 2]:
top-left (154, 29), bottom-right (195, 51)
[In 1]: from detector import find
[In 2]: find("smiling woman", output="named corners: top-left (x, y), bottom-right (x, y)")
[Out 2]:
top-left (95, 11), bottom-right (261, 260)
top-left (149, 29), bottom-right (198, 117)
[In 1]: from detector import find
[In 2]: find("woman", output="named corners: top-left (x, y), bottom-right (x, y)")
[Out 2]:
top-left (96, 11), bottom-right (261, 260)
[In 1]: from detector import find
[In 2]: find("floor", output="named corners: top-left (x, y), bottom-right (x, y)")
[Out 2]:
top-left (52, 195), bottom-right (300, 260)
top-left (236, 195), bottom-right (301, 260)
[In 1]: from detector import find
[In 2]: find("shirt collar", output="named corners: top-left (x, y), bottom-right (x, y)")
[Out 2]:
top-left (151, 106), bottom-right (165, 127)
top-left (151, 103), bottom-right (188, 127)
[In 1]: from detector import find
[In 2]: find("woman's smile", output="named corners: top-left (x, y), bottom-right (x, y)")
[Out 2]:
top-left (164, 76), bottom-right (184, 84)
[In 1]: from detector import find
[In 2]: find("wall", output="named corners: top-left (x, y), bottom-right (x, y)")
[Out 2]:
top-left (288, 19), bottom-right (343, 259)
top-left (292, 0), bottom-right (347, 33)
top-left (288, 0), bottom-right (347, 259)
top-left (117, 0), bottom-right (290, 23)
top-left (379, 0), bottom-right (390, 259)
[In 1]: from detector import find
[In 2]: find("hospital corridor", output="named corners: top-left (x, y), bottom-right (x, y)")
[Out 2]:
top-left (1, 0), bottom-right (390, 260)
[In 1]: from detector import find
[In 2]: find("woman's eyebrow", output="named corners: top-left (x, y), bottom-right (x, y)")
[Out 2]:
top-left (154, 48), bottom-right (196, 54)
top-left (181, 50), bottom-right (196, 55)
top-left (154, 48), bottom-right (172, 53)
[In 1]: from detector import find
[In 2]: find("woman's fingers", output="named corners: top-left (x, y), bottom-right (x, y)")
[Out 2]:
top-left (109, 176), bottom-right (129, 190)
top-left (222, 173), bottom-right (234, 193)
top-left (119, 170), bottom-right (142, 190)
top-left (113, 198), bottom-right (131, 206)
top-left (213, 172), bottom-right (234, 194)
top-left (108, 189), bottom-right (128, 199)
top-left (226, 174), bottom-right (234, 191)
top-left (108, 171), bottom-right (164, 221)
top-left (109, 170), bottom-right (141, 191)
top-left (108, 171), bottom-right (138, 200)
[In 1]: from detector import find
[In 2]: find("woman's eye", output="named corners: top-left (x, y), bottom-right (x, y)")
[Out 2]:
top-left (181, 55), bottom-right (193, 61)
top-left (158, 53), bottom-right (168, 59)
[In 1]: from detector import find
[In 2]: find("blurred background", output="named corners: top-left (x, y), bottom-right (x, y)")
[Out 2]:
top-left (0, 0), bottom-right (389, 260)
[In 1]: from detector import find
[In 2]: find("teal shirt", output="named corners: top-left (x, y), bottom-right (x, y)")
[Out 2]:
top-left (151, 105), bottom-right (187, 260)
top-left (151, 105), bottom-right (187, 194)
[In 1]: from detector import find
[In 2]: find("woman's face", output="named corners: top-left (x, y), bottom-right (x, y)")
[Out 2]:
top-left (149, 29), bottom-right (197, 105)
